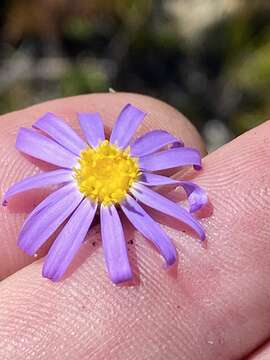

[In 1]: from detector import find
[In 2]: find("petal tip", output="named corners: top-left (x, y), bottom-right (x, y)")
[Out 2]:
top-left (17, 239), bottom-right (35, 256)
top-left (42, 262), bottom-right (61, 282)
top-left (2, 195), bottom-right (8, 206)
top-left (189, 199), bottom-right (208, 213)
top-left (77, 111), bottom-right (99, 118)
top-left (200, 231), bottom-right (206, 241)
top-left (15, 127), bottom-right (28, 149)
top-left (125, 103), bottom-right (147, 116)
top-left (42, 268), bottom-right (60, 282)
top-left (33, 112), bottom-right (54, 127)
top-left (16, 127), bottom-right (27, 137)
top-left (110, 269), bottom-right (133, 284)
top-left (194, 164), bottom-right (202, 171)
top-left (190, 204), bottom-right (200, 213)
top-left (166, 254), bottom-right (177, 268)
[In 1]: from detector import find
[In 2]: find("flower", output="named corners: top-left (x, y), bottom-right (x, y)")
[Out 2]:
top-left (2, 104), bottom-right (207, 284)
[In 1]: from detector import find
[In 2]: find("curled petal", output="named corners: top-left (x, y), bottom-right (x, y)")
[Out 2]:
top-left (78, 112), bottom-right (105, 148)
top-left (139, 172), bottom-right (179, 186)
top-left (33, 112), bottom-right (87, 155)
top-left (2, 169), bottom-right (73, 206)
top-left (121, 194), bottom-right (176, 266)
top-left (110, 104), bottom-right (146, 149)
top-left (100, 204), bottom-right (132, 284)
top-left (139, 173), bottom-right (208, 212)
top-left (130, 130), bottom-right (183, 157)
top-left (18, 183), bottom-right (83, 255)
top-left (43, 198), bottom-right (97, 281)
top-left (131, 184), bottom-right (205, 240)
top-left (139, 147), bottom-right (202, 171)
top-left (16, 128), bottom-right (78, 169)
top-left (178, 181), bottom-right (208, 213)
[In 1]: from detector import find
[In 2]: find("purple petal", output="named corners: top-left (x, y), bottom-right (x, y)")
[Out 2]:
top-left (33, 112), bottom-right (87, 155)
top-left (2, 169), bottom-right (73, 206)
top-left (78, 112), bottom-right (105, 148)
top-left (16, 128), bottom-right (78, 168)
top-left (139, 147), bottom-right (202, 172)
top-left (110, 104), bottom-right (146, 149)
top-left (121, 194), bottom-right (176, 266)
top-left (42, 198), bottom-right (97, 281)
top-left (131, 184), bottom-right (205, 240)
top-left (18, 183), bottom-right (83, 256)
top-left (178, 181), bottom-right (208, 213)
top-left (100, 204), bottom-right (132, 284)
top-left (130, 130), bottom-right (183, 157)
top-left (139, 173), bottom-right (208, 213)
top-left (139, 172), bottom-right (179, 186)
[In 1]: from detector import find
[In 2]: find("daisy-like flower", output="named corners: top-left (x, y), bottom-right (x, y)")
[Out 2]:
top-left (2, 104), bottom-right (207, 284)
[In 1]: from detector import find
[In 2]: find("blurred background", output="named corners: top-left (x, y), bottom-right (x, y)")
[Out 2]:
top-left (0, 0), bottom-right (270, 150)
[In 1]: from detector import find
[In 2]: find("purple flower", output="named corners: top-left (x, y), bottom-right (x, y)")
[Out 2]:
top-left (2, 104), bottom-right (207, 284)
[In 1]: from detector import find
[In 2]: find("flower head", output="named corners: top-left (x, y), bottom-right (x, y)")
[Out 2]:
top-left (2, 104), bottom-right (208, 284)
top-left (74, 140), bottom-right (140, 205)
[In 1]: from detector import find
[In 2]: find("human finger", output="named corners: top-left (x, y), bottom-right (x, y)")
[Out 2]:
top-left (0, 120), bottom-right (270, 359)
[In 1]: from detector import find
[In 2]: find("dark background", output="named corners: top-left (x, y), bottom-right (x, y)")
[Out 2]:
top-left (1, 0), bottom-right (270, 150)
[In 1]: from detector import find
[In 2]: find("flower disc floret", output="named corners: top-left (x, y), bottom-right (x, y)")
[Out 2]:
top-left (74, 140), bottom-right (140, 205)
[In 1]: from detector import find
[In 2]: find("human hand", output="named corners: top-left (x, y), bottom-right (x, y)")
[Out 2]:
top-left (0, 93), bottom-right (269, 360)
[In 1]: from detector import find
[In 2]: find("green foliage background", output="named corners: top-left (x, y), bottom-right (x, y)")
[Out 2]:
top-left (0, 0), bottom-right (270, 148)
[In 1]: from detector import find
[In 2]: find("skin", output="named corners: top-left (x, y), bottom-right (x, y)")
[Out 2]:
top-left (0, 93), bottom-right (269, 360)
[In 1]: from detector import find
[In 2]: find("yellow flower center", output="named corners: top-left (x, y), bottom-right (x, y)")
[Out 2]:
top-left (74, 140), bottom-right (140, 205)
